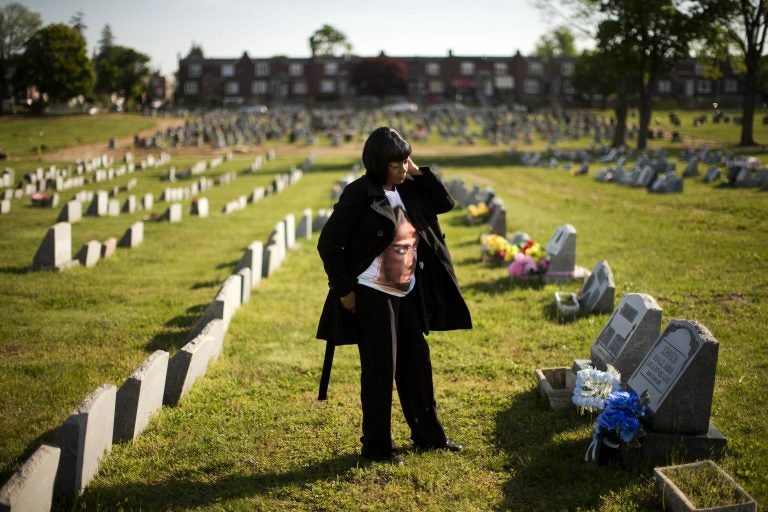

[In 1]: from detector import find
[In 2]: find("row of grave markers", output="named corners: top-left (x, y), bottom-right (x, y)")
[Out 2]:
top-left (0, 174), bottom-right (334, 511)
top-left (453, 173), bottom-right (728, 464)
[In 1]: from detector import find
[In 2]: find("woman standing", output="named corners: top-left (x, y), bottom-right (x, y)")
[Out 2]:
top-left (317, 127), bottom-right (472, 464)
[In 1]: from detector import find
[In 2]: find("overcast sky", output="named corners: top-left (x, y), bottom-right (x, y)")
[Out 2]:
top-left (7, 0), bottom-right (582, 75)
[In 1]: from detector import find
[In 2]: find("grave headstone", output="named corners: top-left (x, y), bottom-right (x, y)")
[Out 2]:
top-left (262, 243), bottom-right (281, 278)
top-left (488, 202), bottom-right (507, 237)
top-left (577, 259), bottom-right (615, 314)
top-left (238, 241), bottom-right (263, 288)
top-left (86, 191), bottom-right (109, 216)
top-left (57, 200), bottom-right (82, 223)
top-left (237, 267), bottom-right (252, 305)
top-left (141, 193), bottom-right (154, 211)
top-left (161, 203), bottom-right (182, 223)
top-left (296, 209), bottom-right (313, 240)
top-left (164, 319), bottom-right (224, 406)
top-left (0, 445), bottom-right (60, 512)
top-left (584, 293), bottom-right (662, 380)
top-left (628, 319), bottom-right (719, 434)
top-left (75, 240), bottom-right (102, 267)
top-left (32, 223), bottom-right (78, 271)
top-left (113, 350), bottom-right (168, 443)
top-left (704, 166), bottom-right (721, 183)
top-left (107, 198), bottom-right (120, 216)
top-left (53, 385), bottom-right (116, 496)
top-left (101, 237), bottom-right (117, 259)
top-left (122, 195), bottom-right (137, 214)
top-left (191, 197), bottom-right (209, 217)
top-left (284, 214), bottom-right (297, 249)
top-left (0, 199), bottom-right (9, 215)
top-left (543, 224), bottom-right (589, 283)
top-left (118, 221), bottom-right (144, 248)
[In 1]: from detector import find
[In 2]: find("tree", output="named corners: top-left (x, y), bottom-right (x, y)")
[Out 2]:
top-left (593, 0), bottom-right (704, 150)
top-left (69, 10), bottom-right (86, 36)
top-left (94, 45), bottom-right (150, 106)
top-left (309, 24), bottom-right (352, 57)
top-left (533, 26), bottom-right (578, 60)
top-left (711, 0), bottom-right (768, 146)
top-left (98, 24), bottom-right (114, 53)
top-left (186, 42), bottom-right (204, 59)
top-left (572, 48), bottom-right (638, 147)
top-left (18, 23), bottom-right (94, 106)
top-left (0, 3), bottom-right (41, 113)
top-left (349, 55), bottom-right (408, 98)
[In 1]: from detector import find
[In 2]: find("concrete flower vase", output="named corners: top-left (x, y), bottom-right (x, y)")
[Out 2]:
top-left (654, 460), bottom-right (756, 512)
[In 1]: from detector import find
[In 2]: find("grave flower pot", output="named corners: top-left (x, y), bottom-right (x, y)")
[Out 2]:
top-left (554, 291), bottom-right (580, 321)
top-left (533, 367), bottom-right (575, 409)
top-left (654, 460), bottom-right (757, 512)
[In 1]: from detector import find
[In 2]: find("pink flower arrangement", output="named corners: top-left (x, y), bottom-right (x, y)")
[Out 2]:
top-left (507, 240), bottom-right (549, 277)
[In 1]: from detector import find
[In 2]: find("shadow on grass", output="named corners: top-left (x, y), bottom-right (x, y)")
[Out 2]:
top-left (493, 388), bottom-right (648, 509)
top-left (0, 265), bottom-right (31, 275)
top-left (65, 454), bottom-right (365, 511)
top-left (216, 258), bottom-right (240, 271)
top-left (463, 275), bottom-right (544, 295)
top-left (145, 304), bottom-right (207, 352)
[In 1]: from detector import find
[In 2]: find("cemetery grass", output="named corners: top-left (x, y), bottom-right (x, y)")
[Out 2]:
top-left (0, 114), bottom-right (159, 158)
top-left (0, 133), bottom-right (766, 509)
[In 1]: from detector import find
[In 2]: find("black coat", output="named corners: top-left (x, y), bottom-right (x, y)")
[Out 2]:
top-left (316, 167), bottom-right (472, 345)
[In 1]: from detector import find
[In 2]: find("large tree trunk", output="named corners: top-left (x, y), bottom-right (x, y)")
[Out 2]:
top-left (637, 82), bottom-right (653, 150)
top-left (739, 50), bottom-right (759, 146)
top-left (611, 77), bottom-right (628, 148)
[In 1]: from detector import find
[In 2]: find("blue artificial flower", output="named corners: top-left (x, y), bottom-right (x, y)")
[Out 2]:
top-left (604, 390), bottom-right (647, 417)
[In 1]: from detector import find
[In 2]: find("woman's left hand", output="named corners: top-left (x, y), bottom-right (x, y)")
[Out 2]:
top-left (406, 157), bottom-right (422, 175)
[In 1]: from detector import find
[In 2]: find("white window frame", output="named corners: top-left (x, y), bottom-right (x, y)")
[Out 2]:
top-left (657, 79), bottom-right (672, 93)
top-left (324, 62), bottom-right (338, 76)
top-left (292, 81), bottom-right (307, 94)
top-left (225, 81), bottom-right (239, 95)
top-left (255, 62), bottom-right (270, 77)
top-left (524, 79), bottom-right (540, 94)
top-left (460, 61), bottom-right (475, 76)
top-left (222, 64), bottom-right (235, 77)
top-left (494, 62), bottom-right (508, 75)
top-left (560, 62), bottom-right (574, 77)
top-left (494, 76), bottom-right (514, 89)
top-left (426, 62), bottom-right (440, 76)
top-left (184, 81), bottom-right (199, 95)
top-left (252, 80), bottom-right (267, 94)
top-left (528, 61), bottom-right (543, 75)
top-left (289, 63), bottom-right (304, 76)
top-left (320, 79), bottom-right (336, 93)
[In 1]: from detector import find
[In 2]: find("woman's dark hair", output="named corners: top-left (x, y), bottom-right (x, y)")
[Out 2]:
top-left (361, 127), bottom-right (412, 184)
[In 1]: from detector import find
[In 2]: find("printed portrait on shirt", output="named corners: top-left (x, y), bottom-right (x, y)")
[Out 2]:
top-left (374, 207), bottom-right (418, 291)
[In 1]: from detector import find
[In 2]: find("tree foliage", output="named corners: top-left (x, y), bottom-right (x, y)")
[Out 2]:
top-left (19, 23), bottom-right (94, 104)
top-left (0, 3), bottom-right (41, 112)
top-left (533, 26), bottom-right (578, 59)
top-left (98, 24), bottom-right (115, 53)
top-left (94, 44), bottom-right (150, 103)
top-left (349, 56), bottom-right (407, 98)
top-left (69, 10), bottom-right (86, 36)
top-left (186, 42), bottom-right (204, 59)
top-left (309, 24), bottom-right (352, 57)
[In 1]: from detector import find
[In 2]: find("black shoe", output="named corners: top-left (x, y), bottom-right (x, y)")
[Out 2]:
top-left (415, 439), bottom-right (463, 452)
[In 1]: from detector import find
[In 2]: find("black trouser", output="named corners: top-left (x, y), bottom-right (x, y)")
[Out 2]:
top-left (354, 284), bottom-right (447, 457)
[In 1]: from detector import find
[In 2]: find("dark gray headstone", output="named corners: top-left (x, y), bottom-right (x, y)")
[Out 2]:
top-left (164, 319), bottom-right (223, 406)
top-left (488, 203), bottom-right (507, 237)
top-left (590, 293), bottom-right (662, 380)
top-left (628, 319), bottom-right (719, 435)
top-left (577, 260), bottom-right (615, 314)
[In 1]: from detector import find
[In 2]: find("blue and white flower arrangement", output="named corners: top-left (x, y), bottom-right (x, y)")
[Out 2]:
top-left (571, 364), bottom-right (622, 414)
top-left (584, 389), bottom-right (650, 463)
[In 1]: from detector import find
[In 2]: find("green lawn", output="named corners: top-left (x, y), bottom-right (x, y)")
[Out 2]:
top-left (0, 114), bottom-right (159, 157)
top-left (0, 112), bottom-right (766, 511)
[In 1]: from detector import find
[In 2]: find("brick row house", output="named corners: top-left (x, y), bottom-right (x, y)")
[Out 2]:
top-left (175, 49), bottom-right (746, 109)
